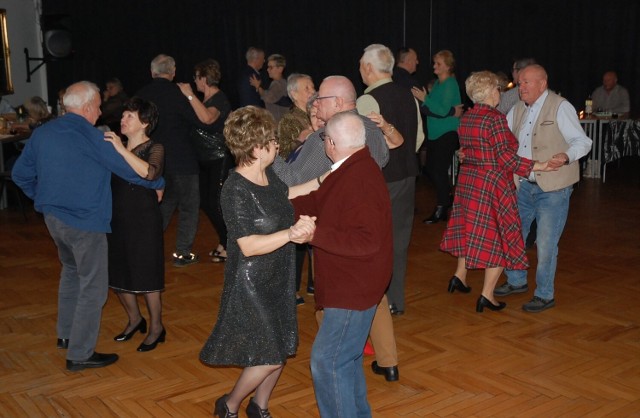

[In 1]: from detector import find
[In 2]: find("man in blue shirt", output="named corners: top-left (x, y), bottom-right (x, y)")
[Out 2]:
top-left (12, 81), bottom-right (164, 371)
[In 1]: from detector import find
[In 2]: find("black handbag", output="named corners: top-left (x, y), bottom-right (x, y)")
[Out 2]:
top-left (190, 128), bottom-right (227, 161)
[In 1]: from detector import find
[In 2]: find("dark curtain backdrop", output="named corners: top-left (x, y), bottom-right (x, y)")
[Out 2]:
top-left (43, 0), bottom-right (639, 114)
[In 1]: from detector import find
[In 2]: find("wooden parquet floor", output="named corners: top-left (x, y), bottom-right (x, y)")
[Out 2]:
top-left (1, 160), bottom-right (639, 417)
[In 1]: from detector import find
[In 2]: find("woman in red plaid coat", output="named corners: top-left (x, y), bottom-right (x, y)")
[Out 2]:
top-left (440, 71), bottom-right (555, 312)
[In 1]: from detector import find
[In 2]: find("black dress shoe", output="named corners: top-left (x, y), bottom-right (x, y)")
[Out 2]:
top-left (246, 397), bottom-right (271, 418)
top-left (423, 205), bottom-right (449, 224)
top-left (57, 338), bottom-right (69, 349)
top-left (114, 318), bottom-right (147, 342)
top-left (66, 352), bottom-right (119, 372)
top-left (389, 303), bottom-right (405, 316)
top-left (447, 276), bottom-right (471, 293)
top-left (476, 295), bottom-right (506, 313)
top-left (214, 394), bottom-right (238, 418)
top-left (371, 360), bottom-right (399, 382)
top-left (137, 328), bottom-right (166, 352)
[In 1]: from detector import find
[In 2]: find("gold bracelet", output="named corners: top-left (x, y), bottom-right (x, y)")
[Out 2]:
top-left (384, 124), bottom-right (395, 136)
top-left (317, 176), bottom-right (322, 186)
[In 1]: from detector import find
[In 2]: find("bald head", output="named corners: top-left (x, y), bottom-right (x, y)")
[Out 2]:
top-left (322, 76), bottom-right (357, 102)
top-left (518, 64), bottom-right (548, 105)
top-left (603, 71), bottom-right (618, 92)
top-left (314, 76), bottom-right (357, 122)
top-left (324, 111), bottom-right (366, 163)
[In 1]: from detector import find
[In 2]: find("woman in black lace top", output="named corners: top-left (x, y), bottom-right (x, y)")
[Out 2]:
top-left (104, 97), bottom-right (167, 352)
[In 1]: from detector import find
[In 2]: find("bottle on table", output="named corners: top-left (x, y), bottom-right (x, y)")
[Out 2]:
top-left (585, 96), bottom-right (593, 117)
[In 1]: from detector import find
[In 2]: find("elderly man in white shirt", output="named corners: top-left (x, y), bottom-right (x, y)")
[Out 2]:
top-left (494, 64), bottom-right (592, 313)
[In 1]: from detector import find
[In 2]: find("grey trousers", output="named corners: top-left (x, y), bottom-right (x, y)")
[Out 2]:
top-left (385, 177), bottom-right (416, 312)
top-left (44, 214), bottom-right (108, 361)
top-left (160, 173), bottom-right (200, 255)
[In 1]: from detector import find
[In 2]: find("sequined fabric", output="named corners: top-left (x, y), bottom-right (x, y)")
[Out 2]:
top-left (200, 167), bottom-right (297, 367)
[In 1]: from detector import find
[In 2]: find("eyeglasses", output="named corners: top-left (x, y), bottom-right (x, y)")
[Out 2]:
top-left (314, 95), bottom-right (337, 102)
top-left (319, 131), bottom-right (334, 145)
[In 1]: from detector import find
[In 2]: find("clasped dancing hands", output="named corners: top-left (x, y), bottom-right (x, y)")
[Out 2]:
top-left (289, 215), bottom-right (317, 244)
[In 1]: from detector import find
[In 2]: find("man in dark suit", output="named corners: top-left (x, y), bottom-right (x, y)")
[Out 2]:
top-left (137, 54), bottom-right (210, 267)
top-left (237, 47), bottom-right (265, 108)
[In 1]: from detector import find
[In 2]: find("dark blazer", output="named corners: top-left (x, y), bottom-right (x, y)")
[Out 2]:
top-left (136, 78), bottom-right (206, 175)
top-left (237, 65), bottom-right (265, 108)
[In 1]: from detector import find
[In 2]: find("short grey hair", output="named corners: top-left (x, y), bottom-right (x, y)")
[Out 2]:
top-left (287, 73), bottom-right (312, 100)
top-left (268, 54), bottom-right (286, 68)
top-left (513, 58), bottom-right (536, 71)
top-left (150, 54), bottom-right (175, 76)
top-left (63, 81), bottom-right (100, 109)
top-left (362, 44), bottom-right (394, 74)
top-left (326, 111), bottom-right (365, 148)
top-left (246, 47), bottom-right (264, 62)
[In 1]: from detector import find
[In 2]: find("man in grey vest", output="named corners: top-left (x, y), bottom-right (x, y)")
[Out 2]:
top-left (494, 64), bottom-right (591, 312)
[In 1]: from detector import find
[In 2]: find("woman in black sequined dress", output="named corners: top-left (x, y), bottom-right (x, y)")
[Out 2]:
top-left (200, 106), bottom-right (318, 418)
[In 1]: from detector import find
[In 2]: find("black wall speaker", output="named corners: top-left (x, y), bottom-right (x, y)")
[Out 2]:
top-left (43, 29), bottom-right (72, 58)
top-left (41, 14), bottom-right (72, 58)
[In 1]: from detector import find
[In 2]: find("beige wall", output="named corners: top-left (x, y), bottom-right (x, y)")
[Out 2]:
top-left (1, 0), bottom-right (47, 108)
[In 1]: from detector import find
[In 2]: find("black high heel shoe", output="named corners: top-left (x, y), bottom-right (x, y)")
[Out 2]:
top-left (447, 276), bottom-right (471, 293)
top-left (423, 205), bottom-right (449, 224)
top-left (137, 328), bottom-right (166, 352)
top-left (246, 397), bottom-right (272, 418)
top-left (214, 394), bottom-right (238, 418)
top-left (476, 295), bottom-right (506, 313)
top-left (114, 318), bottom-right (147, 341)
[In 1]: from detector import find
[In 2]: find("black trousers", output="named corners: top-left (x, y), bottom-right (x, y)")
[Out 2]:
top-left (199, 154), bottom-right (234, 249)
top-left (425, 130), bottom-right (459, 206)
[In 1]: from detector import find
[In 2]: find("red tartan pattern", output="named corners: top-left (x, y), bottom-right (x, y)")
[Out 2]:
top-left (440, 104), bottom-right (535, 269)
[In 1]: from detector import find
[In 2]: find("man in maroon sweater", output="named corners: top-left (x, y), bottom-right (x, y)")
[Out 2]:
top-left (292, 111), bottom-right (393, 417)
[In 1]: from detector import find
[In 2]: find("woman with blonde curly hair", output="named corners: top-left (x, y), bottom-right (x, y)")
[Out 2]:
top-left (440, 71), bottom-right (555, 313)
top-left (200, 106), bottom-right (319, 418)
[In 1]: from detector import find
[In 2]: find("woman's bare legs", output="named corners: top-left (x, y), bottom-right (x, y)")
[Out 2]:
top-left (225, 364), bottom-right (284, 412)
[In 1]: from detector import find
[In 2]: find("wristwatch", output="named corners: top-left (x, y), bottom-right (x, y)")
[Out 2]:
top-left (187, 95), bottom-right (193, 101)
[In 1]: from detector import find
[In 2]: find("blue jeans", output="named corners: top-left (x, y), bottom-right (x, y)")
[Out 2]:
top-left (44, 214), bottom-right (109, 361)
top-left (160, 174), bottom-right (200, 255)
top-left (505, 181), bottom-right (573, 300)
top-left (311, 305), bottom-right (376, 418)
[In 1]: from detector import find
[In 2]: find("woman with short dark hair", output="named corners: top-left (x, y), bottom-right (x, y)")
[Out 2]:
top-left (178, 59), bottom-right (232, 263)
top-left (104, 97), bottom-right (166, 351)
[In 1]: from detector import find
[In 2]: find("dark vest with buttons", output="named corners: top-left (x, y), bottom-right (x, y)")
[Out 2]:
top-left (366, 81), bottom-right (419, 182)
